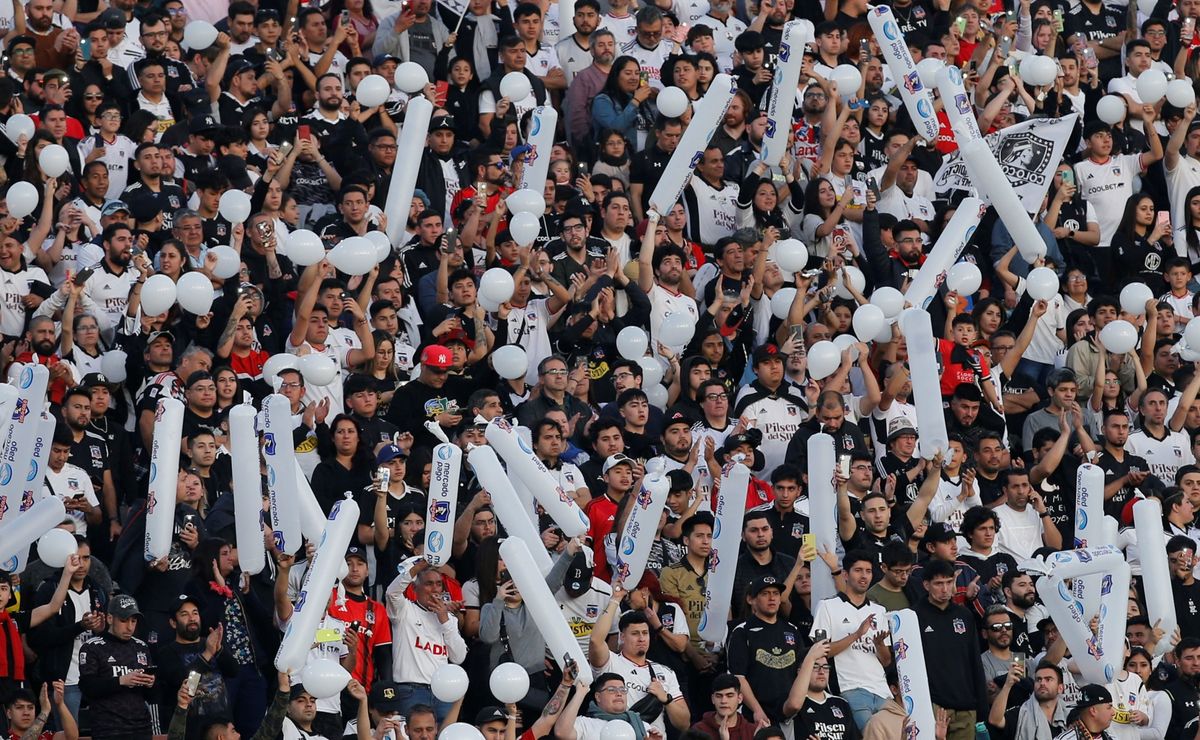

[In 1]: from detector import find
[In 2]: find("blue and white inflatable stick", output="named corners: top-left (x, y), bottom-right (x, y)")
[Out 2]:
top-left (486, 418), bottom-right (589, 537)
top-left (1134, 498), bottom-right (1177, 655)
top-left (230, 404), bottom-right (266, 575)
top-left (1035, 546), bottom-right (1130, 684)
top-left (261, 394), bottom-right (302, 554)
top-left (808, 433), bottom-right (838, 604)
top-left (425, 443), bottom-right (461, 567)
top-left (935, 65), bottom-right (981, 144)
top-left (8, 410), bottom-right (56, 573)
top-left (520, 107), bottom-right (559, 191)
top-left (0, 364), bottom-right (48, 525)
top-left (612, 474), bottom-right (669, 588)
top-left (1072, 464), bottom-right (1107, 623)
top-left (699, 460), bottom-right (751, 646)
top-left (868, 7), bottom-right (939, 141)
top-left (904, 197), bottom-right (985, 310)
top-left (468, 445), bottom-right (553, 575)
top-left (899, 309), bottom-right (950, 458)
top-left (887, 610), bottom-right (937, 740)
top-left (760, 20), bottom-right (814, 165)
top-left (145, 398), bottom-right (184, 561)
top-left (648, 74), bottom-right (737, 215)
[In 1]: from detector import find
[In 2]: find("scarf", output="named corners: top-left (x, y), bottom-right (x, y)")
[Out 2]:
top-left (0, 611), bottom-right (25, 680)
top-left (1015, 692), bottom-right (1067, 740)
top-left (587, 704), bottom-right (648, 740)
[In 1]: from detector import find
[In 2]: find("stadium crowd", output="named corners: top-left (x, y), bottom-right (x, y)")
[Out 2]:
top-left (5, 0), bottom-right (1200, 736)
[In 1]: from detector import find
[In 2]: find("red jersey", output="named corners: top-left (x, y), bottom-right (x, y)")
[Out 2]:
top-left (936, 338), bottom-right (990, 397)
top-left (586, 494), bottom-right (620, 582)
top-left (229, 348), bottom-right (270, 383)
top-left (710, 477), bottom-right (775, 511)
top-left (15, 352), bottom-right (68, 404)
top-left (326, 589), bottom-right (391, 692)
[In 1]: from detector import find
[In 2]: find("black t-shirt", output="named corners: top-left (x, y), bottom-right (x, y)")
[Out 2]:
top-left (793, 695), bottom-right (860, 740)
top-left (1113, 232), bottom-right (1169, 295)
top-left (628, 146), bottom-right (673, 210)
top-left (879, 454), bottom-right (922, 505)
top-left (977, 472), bottom-right (1005, 507)
top-left (760, 505), bottom-right (810, 559)
top-left (1098, 450), bottom-right (1151, 521)
top-left (726, 615), bottom-right (803, 724)
top-left (891, 0), bottom-right (947, 38)
top-left (1066, 1), bottom-right (1125, 80)
top-left (69, 430), bottom-right (110, 489)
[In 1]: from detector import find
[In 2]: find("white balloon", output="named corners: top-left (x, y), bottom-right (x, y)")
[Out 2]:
top-left (440, 724), bottom-right (485, 740)
top-left (946, 262), bottom-right (982, 295)
top-left (262, 354), bottom-right (299, 386)
top-left (1137, 69), bottom-right (1169, 105)
top-left (1025, 267), bottom-right (1059, 301)
top-left (396, 62), bottom-right (429, 94)
top-left (1096, 95), bottom-right (1127, 125)
top-left (480, 268), bottom-right (516, 303)
top-left (851, 304), bottom-right (886, 344)
top-left (617, 326), bottom-right (649, 360)
top-left (218, 190), bottom-right (252, 224)
top-left (772, 238), bottom-right (809, 274)
top-left (140, 274), bottom-right (177, 316)
top-left (176, 271), bottom-right (215, 314)
top-left (300, 659), bottom-right (351, 700)
top-left (833, 333), bottom-right (860, 361)
top-left (915, 58), bottom-right (944, 88)
top-left (1120, 282), bottom-right (1155, 315)
top-left (209, 245), bottom-right (240, 280)
top-left (1187, 317), bottom-right (1200, 350)
top-left (36, 528), bottom-right (77, 568)
top-left (6, 181), bottom-right (38, 219)
top-left (659, 312), bottom-right (695, 346)
top-left (834, 265), bottom-right (866, 299)
top-left (508, 211), bottom-right (540, 246)
top-left (287, 230), bottom-right (326, 266)
top-left (38, 144), bottom-right (69, 177)
top-left (506, 189), bottom-right (544, 216)
top-left (601, 720), bottom-right (637, 740)
top-left (638, 356), bottom-right (664, 387)
top-left (329, 237), bottom-right (377, 276)
top-left (431, 664), bottom-right (470, 703)
top-left (489, 663), bottom-right (530, 704)
top-left (807, 340), bottom-right (842, 380)
top-left (182, 20), bottom-right (218, 50)
top-left (364, 230), bottom-right (392, 263)
top-left (831, 64), bottom-right (864, 98)
top-left (1099, 319), bottom-right (1139, 355)
top-left (1019, 54), bottom-right (1056, 86)
top-left (770, 287), bottom-right (797, 319)
top-left (875, 318), bottom-right (896, 343)
top-left (99, 350), bottom-right (127, 383)
top-left (4, 114), bottom-right (33, 145)
top-left (870, 286), bottom-right (904, 318)
top-left (500, 72), bottom-right (532, 101)
top-left (646, 383), bottom-right (669, 409)
top-left (298, 353), bottom-right (337, 386)
top-left (492, 345), bottom-right (528, 380)
top-left (480, 294), bottom-right (501, 312)
top-left (1168, 78), bottom-right (1197, 108)
top-left (657, 86), bottom-right (689, 117)
top-left (356, 74), bottom-right (391, 108)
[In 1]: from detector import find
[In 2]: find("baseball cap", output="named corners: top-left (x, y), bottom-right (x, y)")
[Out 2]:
top-left (97, 9), bottom-right (125, 28)
top-left (662, 407), bottom-right (693, 430)
top-left (752, 343), bottom-right (784, 365)
top-left (372, 53), bottom-right (400, 66)
top-left (345, 545), bottom-right (368, 562)
top-left (254, 7), bottom-right (280, 24)
top-left (108, 594), bottom-right (142, 618)
top-left (7, 34), bottom-right (34, 48)
top-left (475, 707), bottom-right (509, 726)
top-left (602, 454), bottom-right (634, 475)
top-left (747, 575), bottom-right (783, 597)
top-left (101, 199), bottom-right (131, 217)
top-left (886, 417), bottom-right (918, 442)
top-left (146, 329), bottom-right (175, 345)
top-left (185, 370), bottom-right (213, 390)
top-left (80, 372), bottom-right (115, 389)
top-left (189, 114), bottom-right (220, 136)
top-left (370, 681), bottom-right (405, 713)
top-left (1075, 684), bottom-right (1113, 711)
top-left (430, 115), bottom-right (455, 132)
top-left (920, 522), bottom-right (957, 547)
top-left (563, 545), bottom-right (594, 598)
top-left (421, 345), bottom-right (454, 369)
top-left (376, 444), bottom-right (407, 464)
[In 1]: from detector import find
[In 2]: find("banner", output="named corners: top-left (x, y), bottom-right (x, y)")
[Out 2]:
top-left (933, 114), bottom-right (1079, 211)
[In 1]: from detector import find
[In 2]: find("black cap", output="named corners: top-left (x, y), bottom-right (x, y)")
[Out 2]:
top-left (217, 155), bottom-right (254, 191)
top-left (752, 343), bottom-right (784, 365)
top-left (128, 193), bottom-right (162, 223)
top-left (920, 522), bottom-right (957, 547)
top-left (475, 707), bottom-right (509, 726)
top-left (1075, 684), bottom-right (1113, 710)
top-left (7, 34), bottom-right (35, 48)
top-left (81, 372), bottom-right (115, 389)
top-left (430, 115), bottom-right (456, 132)
top-left (98, 9), bottom-right (125, 28)
top-left (189, 114), bottom-right (220, 136)
top-left (662, 407), bottom-right (693, 430)
top-left (108, 594), bottom-right (142, 618)
top-left (563, 546), bottom-right (594, 598)
top-left (747, 575), bottom-right (783, 597)
top-left (345, 545), bottom-right (368, 562)
top-left (734, 29), bottom-right (765, 53)
top-left (185, 370), bottom-right (213, 390)
top-left (370, 681), bottom-right (405, 713)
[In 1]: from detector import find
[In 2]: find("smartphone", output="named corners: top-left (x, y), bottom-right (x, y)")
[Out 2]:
top-left (130, 246), bottom-right (145, 258)
top-left (279, 140), bottom-right (293, 157)
top-left (434, 80), bottom-right (449, 106)
top-left (954, 16), bottom-right (966, 34)
top-left (498, 568), bottom-right (511, 583)
top-left (80, 38), bottom-right (91, 61)
top-left (1186, 16), bottom-right (1196, 41)
top-left (1061, 168), bottom-right (1074, 186)
top-left (73, 266), bottom-right (94, 285)
top-left (340, 9), bottom-right (351, 24)
top-left (94, 134), bottom-right (104, 149)
top-left (814, 628), bottom-right (829, 642)
top-left (968, 60), bottom-right (978, 73)
top-left (998, 35), bottom-right (1011, 56)
top-left (1053, 8), bottom-right (1064, 32)
top-left (377, 467), bottom-right (391, 490)
top-left (443, 227), bottom-right (458, 252)
top-left (867, 176), bottom-right (880, 199)
top-left (639, 70), bottom-right (649, 87)
top-left (266, 47), bottom-right (281, 62)
top-left (186, 671), bottom-right (201, 696)
top-left (298, 124), bottom-right (311, 140)
top-left (859, 38), bottom-right (870, 61)
top-left (1158, 211), bottom-right (1172, 232)
top-left (1082, 46), bottom-right (1098, 69)
top-left (1013, 652), bottom-right (1025, 668)
top-left (576, 161), bottom-right (588, 176)
top-left (801, 533), bottom-right (816, 561)
top-left (837, 454), bottom-right (851, 478)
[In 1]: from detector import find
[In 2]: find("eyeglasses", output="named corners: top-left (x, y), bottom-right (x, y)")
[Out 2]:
top-left (85, 93), bottom-right (105, 100)
top-left (166, 7), bottom-right (186, 15)
top-left (599, 687), bottom-right (629, 694)
top-left (141, 30), bottom-right (168, 39)
top-left (1067, 274), bottom-right (1088, 282)
top-left (613, 372), bottom-right (635, 380)
top-left (812, 664), bottom-right (830, 672)
top-left (278, 382), bottom-right (303, 389)
top-left (704, 393), bottom-right (728, 401)
top-left (543, 368), bottom-right (569, 376)
top-left (850, 464), bottom-right (873, 472)
top-left (988, 622), bottom-right (1013, 631)
top-left (100, 112), bottom-right (121, 119)
top-left (1145, 29), bottom-right (1166, 35)
top-left (9, 48), bottom-right (33, 55)
top-left (372, 143), bottom-right (398, 150)
top-left (563, 224), bottom-right (586, 232)
top-left (487, 160), bottom-right (507, 169)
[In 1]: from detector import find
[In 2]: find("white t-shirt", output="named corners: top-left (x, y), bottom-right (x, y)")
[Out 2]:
top-left (929, 475), bottom-right (982, 533)
top-left (285, 337), bottom-right (350, 412)
top-left (649, 284), bottom-right (700, 359)
top-left (77, 134), bottom-right (138, 198)
top-left (504, 298), bottom-right (553, 385)
top-left (994, 504), bottom-right (1043, 561)
top-left (690, 14), bottom-right (746, 73)
top-left (596, 651), bottom-right (684, 735)
top-left (1126, 428), bottom-right (1196, 484)
top-left (599, 12), bottom-right (637, 44)
top-left (1166, 153), bottom-right (1200, 237)
top-left (526, 42), bottom-right (563, 79)
top-left (810, 594), bottom-right (890, 699)
top-left (44, 463), bottom-right (99, 536)
top-left (555, 36), bottom-right (593, 84)
top-left (0, 263), bottom-right (50, 337)
top-left (1075, 154), bottom-right (1143, 245)
top-left (878, 186), bottom-right (936, 225)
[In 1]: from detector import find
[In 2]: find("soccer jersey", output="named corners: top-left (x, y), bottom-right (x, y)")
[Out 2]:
top-left (620, 38), bottom-right (672, 89)
top-left (1126, 427), bottom-right (1196, 484)
top-left (1075, 154), bottom-right (1143, 245)
top-left (810, 593), bottom-right (890, 700)
top-left (77, 134), bottom-right (137, 198)
top-left (599, 12), bottom-right (636, 43)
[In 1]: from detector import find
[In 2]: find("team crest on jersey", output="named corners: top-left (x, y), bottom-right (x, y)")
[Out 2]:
top-left (586, 605), bottom-right (599, 619)
top-left (787, 406), bottom-right (797, 415)
top-left (137, 652), bottom-right (148, 665)
top-left (913, 5), bottom-right (925, 17)
top-left (91, 445), bottom-right (101, 459)
top-left (784, 632), bottom-right (795, 645)
top-left (662, 612), bottom-right (674, 628)
top-left (792, 523), bottom-right (804, 537)
top-left (831, 706), bottom-right (843, 719)
top-left (952, 618), bottom-right (966, 634)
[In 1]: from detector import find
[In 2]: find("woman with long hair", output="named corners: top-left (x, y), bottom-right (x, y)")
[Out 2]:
top-left (694, 52), bottom-right (717, 94)
top-left (75, 84), bottom-right (106, 132)
top-left (438, 56), bottom-right (483, 144)
top-left (972, 297), bottom-right (1006, 343)
top-left (1175, 185), bottom-right (1200, 275)
top-left (736, 156), bottom-right (802, 237)
top-left (1045, 164), bottom-right (1101, 281)
top-left (799, 177), bottom-right (855, 259)
top-left (1130, 647), bottom-right (1170, 739)
top-left (154, 239), bottom-right (190, 282)
top-left (242, 107), bottom-right (274, 172)
top-left (329, 0), bottom-right (378, 55)
top-left (213, 366), bottom-right (241, 413)
top-left (310, 414), bottom-right (375, 513)
top-left (860, 95), bottom-right (891, 171)
top-left (590, 129), bottom-right (631, 187)
top-left (1113, 192), bottom-right (1172, 294)
top-left (592, 55), bottom-right (654, 151)
top-left (353, 330), bottom-right (400, 410)
top-left (61, 312), bottom-right (105, 376)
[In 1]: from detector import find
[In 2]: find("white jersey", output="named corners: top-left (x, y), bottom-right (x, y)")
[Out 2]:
top-left (733, 381), bottom-right (809, 476)
top-left (384, 557), bottom-right (468, 684)
top-left (929, 475), bottom-right (981, 532)
top-left (685, 176), bottom-right (739, 247)
top-left (44, 463), bottom-right (99, 536)
top-left (555, 35), bottom-right (593, 84)
top-left (556, 579), bottom-right (614, 652)
top-left (620, 38), bottom-right (673, 89)
top-left (77, 134), bottom-right (137, 198)
top-left (648, 284), bottom-right (700, 358)
top-left (1166, 154), bottom-right (1200, 235)
top-left (285, 337), bottom-right (350, 413)
top-left (525, 42), bottom-right (563, 79)
top-left (504, 298), bottom-right (553, 386)
top-left (596, 651), bottom-right (684, 736)
top-left (0, 262), bottom-right (49, 337)
top-left (878, 185), bottom-right (936, 225)
top-left (599, 12), bottom-right (637, 43)
top-left (810, 594), bottom-right (890, 699)
top-left (1126, 428), bottom-right (1196, 484)
top-left (1074, 154), bottom-right (1143, 245)
top-left (672, 0), bottom-right (710, 25)
top-left (691, 14), bottom-right (746, 73)
top-left (83, 263), bottom-right (138, 335)
top-left (994, 504), bottom-right (1044, 561)
top-left (1108, 671), bottom-right (1150, 740)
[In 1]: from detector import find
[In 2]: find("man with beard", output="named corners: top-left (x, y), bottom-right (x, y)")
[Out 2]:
top-left (787, 391), bottom-right (870, 471)
top-left (1164, 636), bottom-right (1200, 740)
top-left (693, 0), bottom-right (744, 72)
top-left (629, 117), bottom-right (683, 220)
top-left (122, 12), bottom-right (194, 96)
top-left (555, 0), bottom-right (602, 83)
top-left (732, 513), bottom-right (796, 620)
top-left (795, 80), bottom-right (835, 172)
top-left (81, 223), bottom-right (143, 339)
top-left (728, 576), bottom-right (802, 727)
top-left (711, 90), bottom-right (750, 158)
top-left (1098, 410), bottom-right (1155, 519)
top-left (785, 641), bottom-right (857, 739)
top-left (385, 345), bottom-right (470, 450)
top-left (121, 143), bottom-right (186, 231)
top-left (862, 218), bottom-right (926, 291)
top-left (1002, 571), bottom-right (1040, 656)
top-left (548, 210), bottom-right (609, 287)
top-left (449, 146), bottom-right (513, 226)
top-left (988, 661), bottom-right (1069, 740)
top-left (565, 29), bottom-right (615, 144)
top-left (979, 605), bottom-right (1017, 682)
top-left (683, 146), bottom-right (739, 248)
top-left (61, 387), bottom-right (117, 528)
top-left (415, 116), bottom-right (468, 223)
top-left (637, 231), bottom-right (699, 357)
top-left (155, 595), bottom-right (237, 723)
top-left (25, 0), bottom-right (78, 68)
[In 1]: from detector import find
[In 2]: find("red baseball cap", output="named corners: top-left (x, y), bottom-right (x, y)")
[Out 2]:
top-left (421, 344), bottom-right (454, 369)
